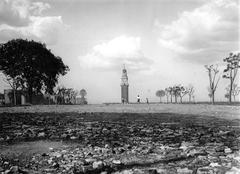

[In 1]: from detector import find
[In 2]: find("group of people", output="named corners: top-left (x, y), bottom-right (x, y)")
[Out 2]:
top-left (137, 95), bottom-right (149, 104)
top-left (121, 95), bottom-right (149, 104)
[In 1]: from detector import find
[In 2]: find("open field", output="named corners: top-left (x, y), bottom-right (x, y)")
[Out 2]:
top-left (0, 104), bottom-right (240, 173)
top-left (0, 103), bottom-right (239, 120)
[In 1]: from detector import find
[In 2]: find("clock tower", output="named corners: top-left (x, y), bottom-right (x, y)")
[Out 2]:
top-left (121, 65), bottom-right (129, 103)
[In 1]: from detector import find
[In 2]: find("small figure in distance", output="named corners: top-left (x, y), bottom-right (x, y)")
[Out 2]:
top-left (137, 95), bottom-right (140, 103)
top-left (122, 98), bottom-right (124, 104)
top-left (146, 98), bottom-right (149, 104)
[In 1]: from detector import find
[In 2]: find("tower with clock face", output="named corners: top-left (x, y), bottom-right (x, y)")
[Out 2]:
top-left (121, 65), bottom-right (129, 103)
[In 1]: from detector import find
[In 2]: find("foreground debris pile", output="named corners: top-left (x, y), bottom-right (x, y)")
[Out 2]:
top-left (0, 112), bottom-right (240, 173)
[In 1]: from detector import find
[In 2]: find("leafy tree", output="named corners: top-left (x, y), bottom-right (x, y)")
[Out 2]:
top-left (164, 88), bottom-right (170, 103)
top-left (0, 39), bottom-right (69, 103)
top-left (225, 84), bottom-right (240, 102)
top-left (156, 90), bottom-right (165, 103)
top-left (166, 87), bottom-right (173, 103)
top-left (172, 85), bottom-right (181, 103)
top-left (80, 89), bottom-right (87, 98)
top-left (204, 65), bottom-right (220, 104)
top-left (223, 53), bottom-right (240, 103)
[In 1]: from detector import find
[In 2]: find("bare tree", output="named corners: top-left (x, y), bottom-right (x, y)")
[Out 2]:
top-left (3, 75), bottom-right (22, 105)
top-left (225, 84), bottom-right (240, 102)
top-left (156, 90), bottom-right (165, 103)
top-left (207, 87), bottom-right (213, 103)
top-left (223, 53), bottom-right (240, 103)
top-left (54, 87), bottom-right (79, 104)
top-left (186, 84), bottom-right (195, 103)
top-left (204, 65), bottom-right (220, 104)
top-left (178, 85), bottom-right (188, 103)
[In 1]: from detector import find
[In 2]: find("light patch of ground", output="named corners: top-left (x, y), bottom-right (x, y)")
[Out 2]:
top-left (0, 104), bottom-right (239, 120)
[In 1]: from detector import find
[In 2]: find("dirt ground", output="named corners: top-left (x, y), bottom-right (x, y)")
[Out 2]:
top-left (0, 104), bottom-right (240, 173)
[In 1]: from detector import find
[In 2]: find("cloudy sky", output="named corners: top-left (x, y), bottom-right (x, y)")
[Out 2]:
top-left (0, 0), bottom-right (239, 103)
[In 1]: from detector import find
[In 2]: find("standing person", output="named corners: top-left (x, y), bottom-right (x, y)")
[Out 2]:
top-left (146, 98), bottom-right (149, 104)
top-left (137, 95), bottom-right (140, 103)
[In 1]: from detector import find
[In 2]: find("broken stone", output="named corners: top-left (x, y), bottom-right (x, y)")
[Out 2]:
top-left (112, 160), bottom-right (121, 165)
top-left (177, 167), bottom-right (193, 174)
top-left (92, 161), bottom-right (104, 169)
top-left (224, 148), bottom-right (232, 154)
top-left (197, 167), bottom-right (214, 174)
top-left (37, 132), bottom-right (45, 138)
top-left (226, 167), bottom-right (240, 174)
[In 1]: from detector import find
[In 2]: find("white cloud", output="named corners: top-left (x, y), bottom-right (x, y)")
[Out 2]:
top-left (78, 35), bottom-right (153, 71)
top-left (156, 0), bottom-right (239, 63)
top-left (0, 0), bottom-right (64, 45)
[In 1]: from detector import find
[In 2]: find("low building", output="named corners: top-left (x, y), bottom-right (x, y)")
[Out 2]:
top-left (4, 89), bottom-right (49, 105)
top-left (76, 95), bottom-right (87, 105)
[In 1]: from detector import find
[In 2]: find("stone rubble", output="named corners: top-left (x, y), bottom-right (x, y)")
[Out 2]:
top-left (0, 112), bottom-right (240, 173)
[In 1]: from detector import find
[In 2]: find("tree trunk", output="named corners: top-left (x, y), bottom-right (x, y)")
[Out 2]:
top-left (189, 95), bottom-right (191, 103)
top-left (13, 89), bottom-right (16, 105)
top-left (170, 95), bottom-right (172, 103)
top-left (28, 87), bottom-right (33, 104)
top-left (211, 91), bottom-right (215, 104)
top-left (229, 79), bottom-right (232, 103)
top-left (180, 97), bottom-right (183, 103)
top-left (175, 95), bottom-right (177, 103)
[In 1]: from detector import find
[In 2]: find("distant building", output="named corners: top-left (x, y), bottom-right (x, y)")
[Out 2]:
top-left (76, 95), bottom-right (87, 105)
top-left (4, 89), bottom-right (24, 105)
top-left (3, 89), bottom-right (48, 105)
top-left (121, 65), bottom-right (129, 103)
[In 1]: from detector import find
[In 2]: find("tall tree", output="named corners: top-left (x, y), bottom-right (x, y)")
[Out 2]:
top-left (166, 87), bottom-right (174, 103)
top-left (172, 85), bottom-right (181, 103)
top-left (156, 90), bottom-right (165, 103)
top-left (223, 53), bottom-right (240, 103)
top-left (0, 39), bottom-right (69, 103)
top-left (204, 65), bottom-right (220, 104)
top-left (178, 85), bottom-right (188, 103)
top-left (164, 88), bottom-right (170, 103)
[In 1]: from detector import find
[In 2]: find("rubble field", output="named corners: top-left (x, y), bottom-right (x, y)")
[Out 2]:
top-left (0, 112), bottom-right (240, 174)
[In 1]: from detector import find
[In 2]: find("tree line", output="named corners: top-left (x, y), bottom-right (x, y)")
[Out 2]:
top-left (205, 53), bottom-right (240, 104)
top-left (156, 53), bottom-right (240, 104)
top-left (0, 39), bottom-right (89, 105)
top-left (156, 84), bottom-right (195, 104)
top-left (46, 87), bottom-right (87, 105)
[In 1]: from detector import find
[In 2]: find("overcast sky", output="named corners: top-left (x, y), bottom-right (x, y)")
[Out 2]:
top-left (0, 0), bottom-right (239, 103)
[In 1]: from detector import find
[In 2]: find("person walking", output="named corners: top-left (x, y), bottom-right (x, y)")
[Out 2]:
top-left (137, 95), bottom-right (140, 103)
